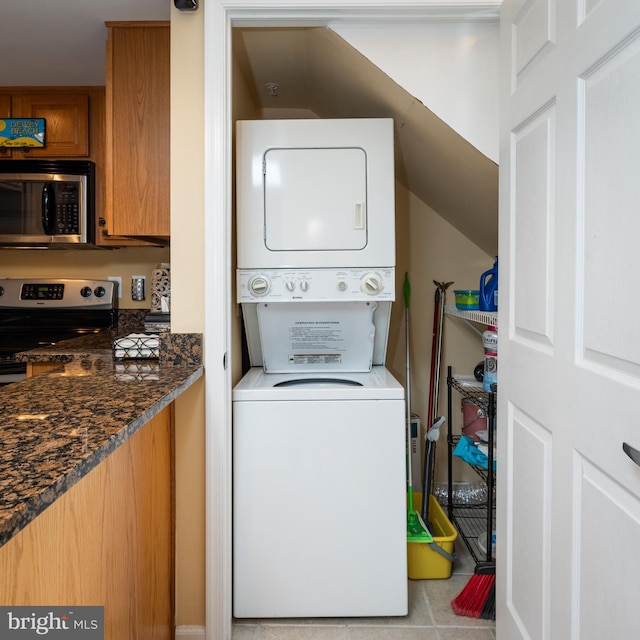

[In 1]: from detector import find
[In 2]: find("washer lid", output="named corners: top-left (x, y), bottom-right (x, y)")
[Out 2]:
top-left (257, 301), bottom-right (376, 374)
top-left (232, 366), bottom-right (404, 401)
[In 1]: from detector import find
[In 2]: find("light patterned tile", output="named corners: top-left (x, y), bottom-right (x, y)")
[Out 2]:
top-left (423, 574), bottom-right (495, 628)
top-left (231, 573), bottom-right (497, 638)
top-left (450, 539), bottom-right (476, 575)
top-left (347, 626), bottom-right (438, 640)
top-left (436, 627), bottom-right (496, 640)
top-left (259, 625), bottom-right (347, 639)
top-left (232, 624), bottom-right (258, 639)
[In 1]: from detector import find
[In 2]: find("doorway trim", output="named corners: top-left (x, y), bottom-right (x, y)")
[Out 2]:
top-left (203, 2), bottom-right (501, 638)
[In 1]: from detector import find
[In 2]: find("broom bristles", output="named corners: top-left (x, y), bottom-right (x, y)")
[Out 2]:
top-left (451, 566), bottom-right (496, 620)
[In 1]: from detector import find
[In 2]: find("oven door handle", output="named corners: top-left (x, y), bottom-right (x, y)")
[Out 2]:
top-left (41, 182), bottom-right (55, 235)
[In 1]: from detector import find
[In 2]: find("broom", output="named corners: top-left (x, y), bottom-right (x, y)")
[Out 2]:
top-left (451, 562), bottom-right (496, 620)
top-left (404, 273), bottom-right (433, 544)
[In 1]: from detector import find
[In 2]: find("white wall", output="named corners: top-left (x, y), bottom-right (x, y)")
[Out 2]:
top-left (331, 21), bottom-right (500, 163)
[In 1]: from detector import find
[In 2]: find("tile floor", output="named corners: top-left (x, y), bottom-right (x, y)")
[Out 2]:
top-left (232, 539), bottom-right (496, 639)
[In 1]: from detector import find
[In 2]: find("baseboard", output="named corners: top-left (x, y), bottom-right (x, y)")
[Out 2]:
top-left (175, 626), bottom-right (206, 640)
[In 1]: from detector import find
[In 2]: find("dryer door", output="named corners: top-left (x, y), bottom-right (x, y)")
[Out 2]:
top-left (264, 147), bottom-right (367, 251)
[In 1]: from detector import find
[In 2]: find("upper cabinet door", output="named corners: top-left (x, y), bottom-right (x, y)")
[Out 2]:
top-left (104, 22), bottom-right (170, 239)
top-left (10, 93), bottom-right (89, 157)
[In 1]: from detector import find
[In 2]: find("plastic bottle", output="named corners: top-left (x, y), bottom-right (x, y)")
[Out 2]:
top-left (479, 257), bottom-right (498, 312)
top-left (482, 325), bottom-right (498, 392)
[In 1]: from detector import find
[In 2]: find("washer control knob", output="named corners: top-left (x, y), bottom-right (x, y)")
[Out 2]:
top-left (80, 286), bottom-right (93, 298)
top-left (337, 280), bottom-right (348, 292)
top-left (286, 280), bottom-right (296, 292)
top-left (361, 272), bottom-right (384, 295)
top-left (248, 274), bottom-right (271, 297)
top-left (300, 279), bottom-right (310, 292)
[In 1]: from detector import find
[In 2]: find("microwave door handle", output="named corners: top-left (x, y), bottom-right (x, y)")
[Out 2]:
top-left (41, 182), bottom-right (55, 234)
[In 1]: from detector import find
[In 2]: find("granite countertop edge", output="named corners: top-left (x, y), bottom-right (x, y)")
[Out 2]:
top-left (0, 331), bottom-right (204, 549)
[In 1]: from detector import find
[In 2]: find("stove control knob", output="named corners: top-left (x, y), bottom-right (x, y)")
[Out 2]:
top-left (80, 286), bottom-right (93, 298)
top-left (361, 273), bottom-right (384, 295)
top-left (94, 286), bottom-right (106, 298)
top-left (248, 274), bottom-right (270, 297)
top-left (0, 286), bottom-right (4, 297)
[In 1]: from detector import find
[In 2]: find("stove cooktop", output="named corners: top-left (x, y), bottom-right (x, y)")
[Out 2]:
top-left (0, 278), bottom-right (118, 383)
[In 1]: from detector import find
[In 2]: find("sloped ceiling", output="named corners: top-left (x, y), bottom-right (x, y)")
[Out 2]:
top-left (234, 27), bottom-right (498, 256)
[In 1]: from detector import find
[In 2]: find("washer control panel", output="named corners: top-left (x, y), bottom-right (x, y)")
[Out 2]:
top-left (237, 268), bottom-right (395, 303)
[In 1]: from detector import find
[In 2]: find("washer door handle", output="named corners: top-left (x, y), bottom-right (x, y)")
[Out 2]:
top-left (623, 442), bottom-right (640, 467)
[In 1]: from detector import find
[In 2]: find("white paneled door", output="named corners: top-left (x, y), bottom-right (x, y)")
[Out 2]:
top-left (498, 0), bottom-right (640, 638)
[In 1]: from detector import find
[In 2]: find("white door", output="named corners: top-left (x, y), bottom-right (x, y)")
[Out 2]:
top-left (264, 147), bottom-right (368, 251)
top-left (498, 1), bottom-right (640, 638)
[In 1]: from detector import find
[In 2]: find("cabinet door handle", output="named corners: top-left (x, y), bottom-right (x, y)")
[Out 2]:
top-left (623, 442), bottom-right (640, 467)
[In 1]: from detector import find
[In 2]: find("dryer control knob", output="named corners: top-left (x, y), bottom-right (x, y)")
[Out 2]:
top-left (285, 280), bottom-right (296, 292)
top-left (249, 274), bottom-right (271, 297)
top-left (300, 279), bottom-right (310, 292)
top-left (361, 273), bottom-right (383, 295)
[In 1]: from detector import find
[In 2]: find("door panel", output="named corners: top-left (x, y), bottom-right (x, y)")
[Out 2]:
top-left (576, 457), bottom-right (640, 639)
top-left (264, 147), bottom-right (367, 251)
top-left (500, 0), bottom-right (640, 638)
top-left (512, 104), bottom-right (555, 345)
top-left (582, 36), bottom-right (640, 374)
top-left (505, 409), bottom-right (552, 640)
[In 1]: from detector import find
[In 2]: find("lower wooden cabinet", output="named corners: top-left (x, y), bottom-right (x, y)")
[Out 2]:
top-left (26, 362), bottom-right (62, 377)
top-left (0, 407), bottom-right (174, 640)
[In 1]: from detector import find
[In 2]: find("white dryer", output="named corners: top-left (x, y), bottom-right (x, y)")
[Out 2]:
top-left (232, 367), bottom-right (407, 618)
top-left (235, 118), bottom-right (396, 270)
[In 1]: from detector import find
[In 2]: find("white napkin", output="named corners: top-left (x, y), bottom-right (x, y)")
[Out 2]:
top-left (114, 333), bottom-right (160, 358)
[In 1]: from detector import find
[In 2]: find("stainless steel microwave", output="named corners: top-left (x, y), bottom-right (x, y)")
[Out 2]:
top-left (0, 160), bottom-right (95, 247)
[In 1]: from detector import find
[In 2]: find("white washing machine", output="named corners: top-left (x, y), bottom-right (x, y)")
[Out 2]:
top-left (232, 367), bottom-right (407, 618)
top-left (233, 118), bottom-right (407, 618)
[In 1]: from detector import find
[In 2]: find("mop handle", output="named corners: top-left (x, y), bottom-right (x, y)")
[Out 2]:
top-left (404, 273), bottom-right (413, 488)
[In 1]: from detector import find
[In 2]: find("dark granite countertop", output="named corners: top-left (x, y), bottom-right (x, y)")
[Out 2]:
top-left (0, 331), bottom-right (203, 548)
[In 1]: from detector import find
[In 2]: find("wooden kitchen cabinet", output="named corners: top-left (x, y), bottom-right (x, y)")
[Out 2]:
top-left (102, 21), bottom-right (170, 243)
top-left (0, 406), bottom-right (174, 640)
top-left (26, 362), bottom-right (62, 377)
top-left (0, 91), bottom-right (89, 158)
top-left (0, 95), bottom-right (10, 119)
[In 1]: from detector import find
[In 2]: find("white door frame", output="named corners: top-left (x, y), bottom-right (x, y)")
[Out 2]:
top-left (203, 2), bottom-right (501, 638)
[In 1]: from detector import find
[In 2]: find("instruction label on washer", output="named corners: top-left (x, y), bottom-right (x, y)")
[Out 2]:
top-left (257, 301), bottom-right (377, 372)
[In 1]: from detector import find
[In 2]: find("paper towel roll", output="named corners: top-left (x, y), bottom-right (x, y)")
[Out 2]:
top-left (151, 263), bottom-right (171, 312)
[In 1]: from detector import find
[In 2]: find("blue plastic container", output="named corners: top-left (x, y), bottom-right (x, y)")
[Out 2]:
top-left (479, 257), bottom-right (498, 312)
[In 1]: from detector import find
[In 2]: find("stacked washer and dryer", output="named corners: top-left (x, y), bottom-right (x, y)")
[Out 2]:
top-left (232, 119), bottom-right (408, 618)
